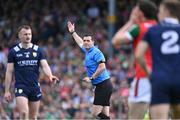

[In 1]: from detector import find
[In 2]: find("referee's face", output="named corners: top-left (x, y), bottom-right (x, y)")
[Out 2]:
top-left (83, 36), bottom-right (94, 49)
top-left (19, 28), bottom-right (32, 44)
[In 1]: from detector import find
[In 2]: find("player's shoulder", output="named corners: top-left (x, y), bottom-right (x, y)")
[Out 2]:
top-left (140, 20), bottom-right (157, 28)
top-left (32, 44), bottom-right (44, 52)
top-left (93, 46), bottom-right (104, 57)
top-left (32, 44), bottom-right (45, 54)
top-left (93, 46), bottom-right (102, 53)
top-left (31, 44), bottom-right (39, 50)
top-left (147, 24), bottom-right (161, 33)
top-left (9, 44), bottom-right (20, 53)
top-left (129, 24), bottom-right (139, 31)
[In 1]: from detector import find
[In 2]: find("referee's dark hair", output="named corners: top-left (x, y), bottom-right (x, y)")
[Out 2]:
top-left (137, 0), bottom-right (158, 20)
top-left (83, 33), bottom-right (95, 41)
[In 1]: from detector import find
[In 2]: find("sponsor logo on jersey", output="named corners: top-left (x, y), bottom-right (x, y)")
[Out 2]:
top-left (17, 60), bottom-right (38, 66)
top-left (16, 54), bottom-right (23, 57)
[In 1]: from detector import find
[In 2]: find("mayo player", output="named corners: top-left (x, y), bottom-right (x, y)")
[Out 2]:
top-left (136, 0), bottom-right (180, 118)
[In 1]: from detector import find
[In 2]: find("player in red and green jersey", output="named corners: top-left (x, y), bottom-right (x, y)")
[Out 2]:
top-left (112, 0), bottom-right (157, 119)
top-left (128, 20), bottom-right (156, 79)
top-left (136, 0), bottom-right (180, 119)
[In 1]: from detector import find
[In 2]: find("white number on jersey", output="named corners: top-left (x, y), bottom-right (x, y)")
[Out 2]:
top-left (161, 30), bottom-right (179, 54)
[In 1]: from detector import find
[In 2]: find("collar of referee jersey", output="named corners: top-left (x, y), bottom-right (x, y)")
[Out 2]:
top-left (164, 17), bottom-right (179, 24)
top-left (85, 46), bottom-right (95, 53)
top-left (19, 43), bottom-right (33, 49)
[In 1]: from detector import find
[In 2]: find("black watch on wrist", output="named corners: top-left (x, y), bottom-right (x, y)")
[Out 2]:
top-left (71, 31), bottom-right (75, 34)
top-left (90, 76), bottom-right (94, 80)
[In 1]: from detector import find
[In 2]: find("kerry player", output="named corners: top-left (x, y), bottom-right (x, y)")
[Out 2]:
top-left (4, 25), bottom-right (59, 119)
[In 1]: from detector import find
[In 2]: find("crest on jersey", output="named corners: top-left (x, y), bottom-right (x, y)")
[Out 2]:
top-left (33, 52), bottom-right (37, 57)
top-left (16, 54), bottom-right (23, 57)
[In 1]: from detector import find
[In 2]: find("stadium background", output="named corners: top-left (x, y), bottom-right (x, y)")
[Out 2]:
top-left (0, 0), bottom-right (161, 119)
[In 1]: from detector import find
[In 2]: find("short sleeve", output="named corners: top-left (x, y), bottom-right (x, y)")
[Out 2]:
top-left (126, 24), bottom-right (140, 41)
top-left (8, 49), bottom-right (15, 63)
top-left (38, 48), bottom-right (46, 60)
top-left (81, 46), bottom-right (86, 53)
top-left (94, 51), bottom-right (105, 63)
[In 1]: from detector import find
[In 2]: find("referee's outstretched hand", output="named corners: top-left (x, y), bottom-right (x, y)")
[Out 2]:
top-left (67, 21), bottom-right (75, 33)
top-left (83, 77), bottom-right (91, 83)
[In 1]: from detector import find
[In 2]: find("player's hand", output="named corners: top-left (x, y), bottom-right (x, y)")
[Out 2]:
top-left (82, 77), bottom-right (91, 83)
top-left (67, 21), bottom-right (75, 33)
top-left (4, 91), bottom-right (12, 102)
top-left (49, 75), bottom-right (60, 85)
top-left (129, 6), bottom-right (140, 24)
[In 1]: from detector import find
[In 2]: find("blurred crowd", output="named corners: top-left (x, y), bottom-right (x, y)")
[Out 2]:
top-left (0, 0), bottom-right (158, 119)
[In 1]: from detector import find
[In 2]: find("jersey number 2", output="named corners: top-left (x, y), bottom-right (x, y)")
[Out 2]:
top-left (161, 30), bottom-right (179, 54)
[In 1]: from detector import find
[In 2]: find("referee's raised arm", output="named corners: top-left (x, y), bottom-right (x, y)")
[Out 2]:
top-left (67, 21), bottom-right (83, 48)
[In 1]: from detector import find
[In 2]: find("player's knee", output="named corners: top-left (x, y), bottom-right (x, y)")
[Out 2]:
top-left (29, 116), bottom-right (38, 120)
top-left (29, 112), bottom-right (38, 119)
top-left (29, 115), bottom-right (38, 119)
top-left (19, 111), bottom-right (29, 119)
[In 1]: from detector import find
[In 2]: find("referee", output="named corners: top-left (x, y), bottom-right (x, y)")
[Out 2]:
top-left (67, 21), bottom-right (113, 119)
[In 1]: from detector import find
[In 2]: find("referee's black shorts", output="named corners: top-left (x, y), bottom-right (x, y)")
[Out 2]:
top-left (93, 79), bottom-right (113, 106)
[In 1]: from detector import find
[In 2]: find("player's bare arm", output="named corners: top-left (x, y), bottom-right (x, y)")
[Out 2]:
top-left (40, 60), bottom-right (59, 84)
top-left (67, 21), bottom-right (83, 47)
top-left (91, 63), bottom-right (106, 79)
top-left (83, 62), bottom-right (106, 83)
top-left (4, 63), bottom-right (14, 102)
top-left (112, 7), bottom-right (139, 48)
top-left (112, 27), bottom-right (131, 49)
top-left (135, 40), bottom-right (151, 76)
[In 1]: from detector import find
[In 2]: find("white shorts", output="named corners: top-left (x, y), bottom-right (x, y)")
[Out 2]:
top-left (128, 77), bottom-right (151, 103)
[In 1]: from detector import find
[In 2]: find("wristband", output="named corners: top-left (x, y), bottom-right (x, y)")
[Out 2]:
top-left (90, 76), bottom-right (94, 80)
top-left (71, 31), bottom-right (75, 34)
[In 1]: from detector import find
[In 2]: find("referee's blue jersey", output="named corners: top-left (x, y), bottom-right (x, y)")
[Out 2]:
top-left (82, 46), bottom-right (110, 85)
